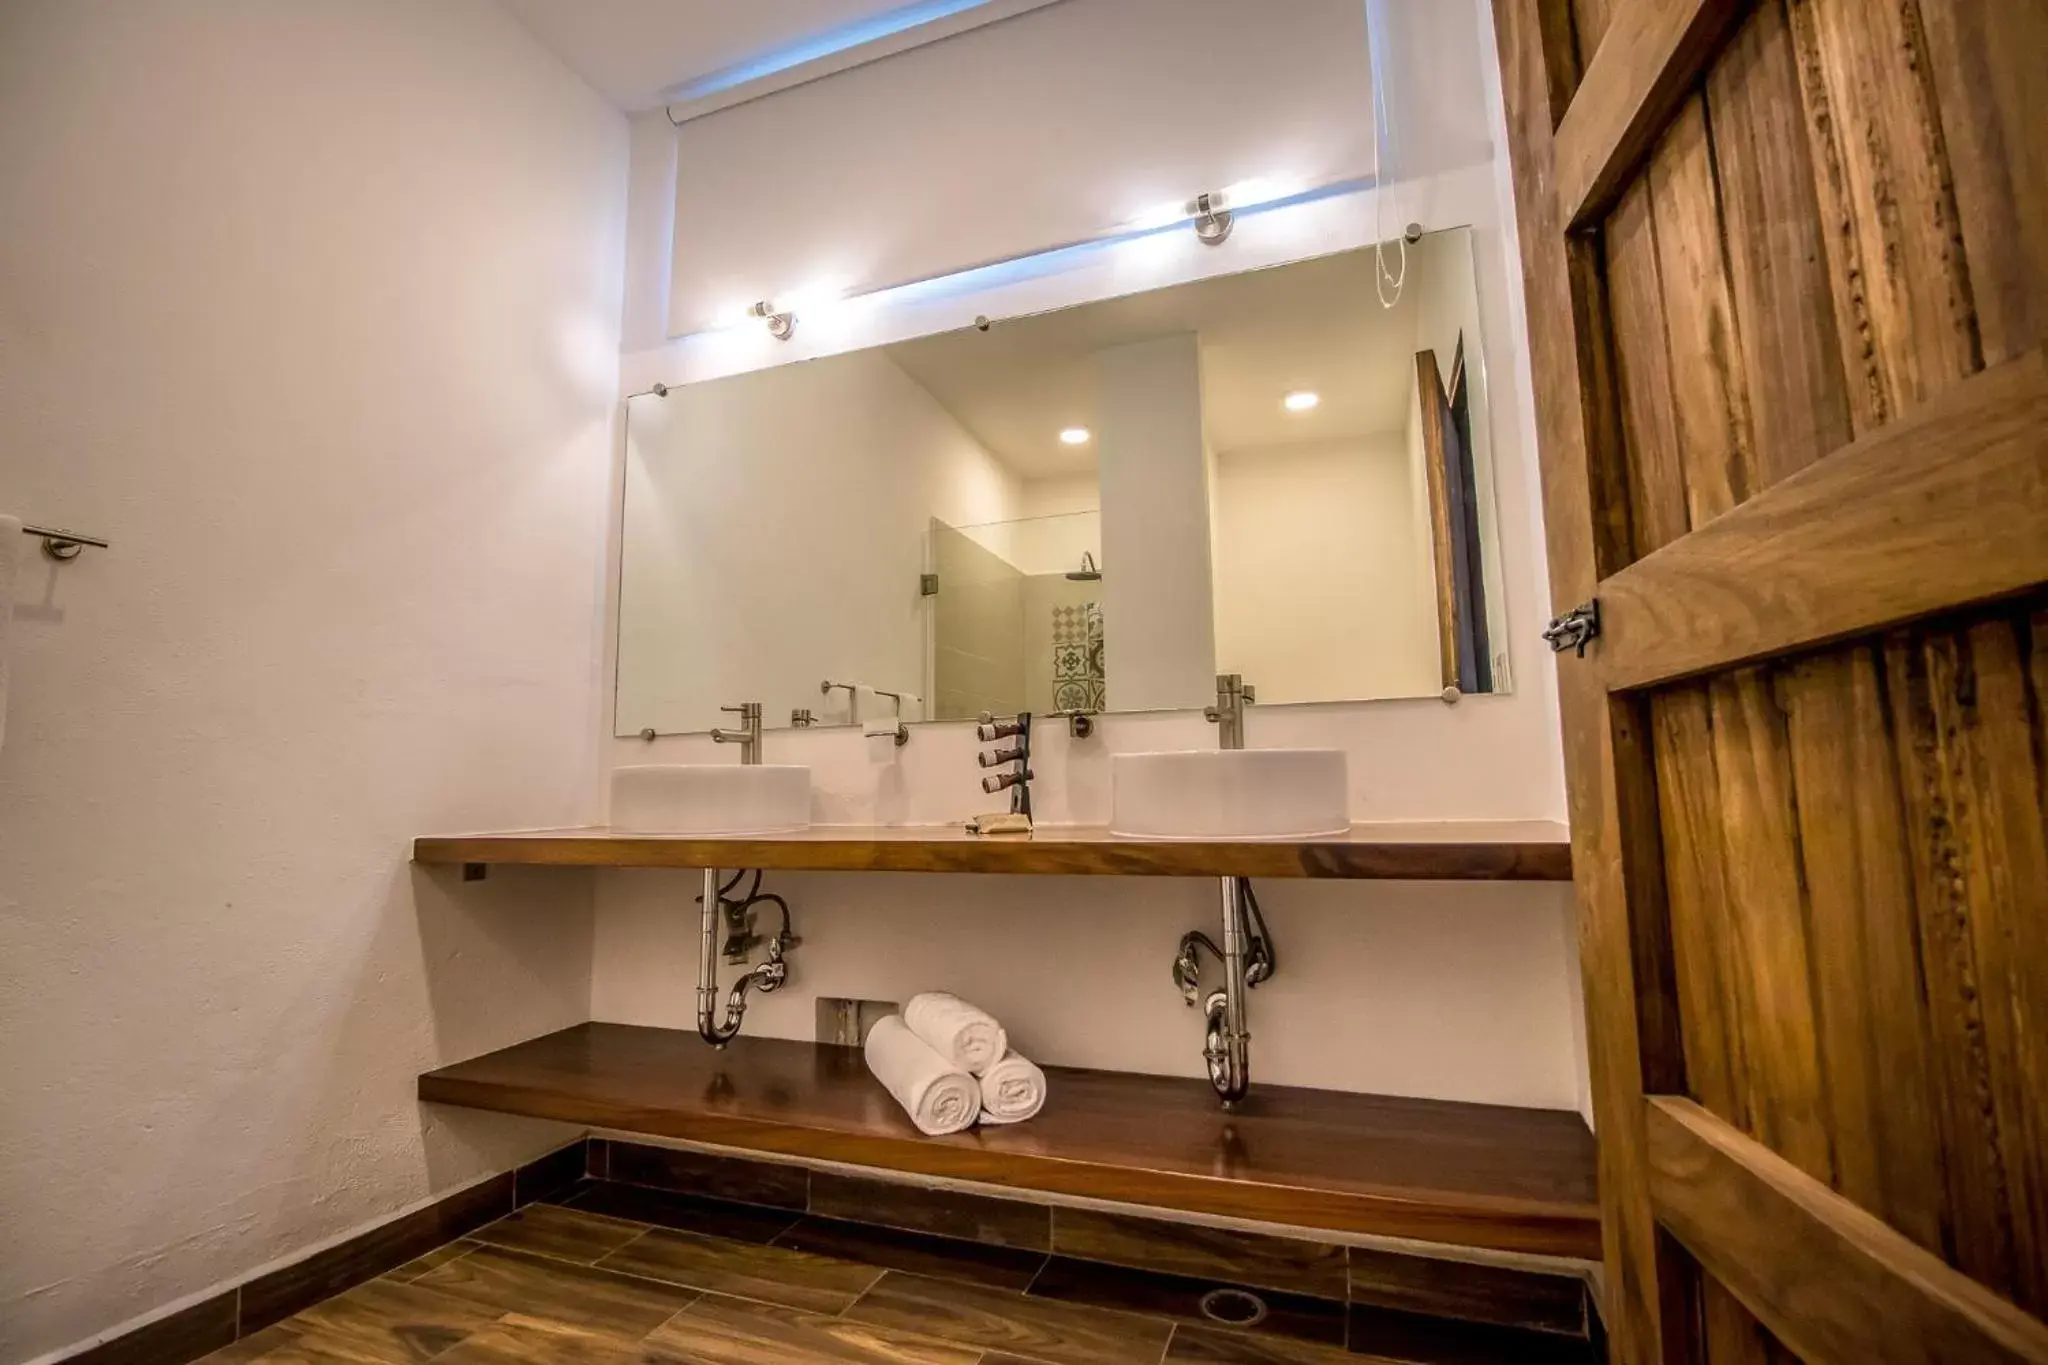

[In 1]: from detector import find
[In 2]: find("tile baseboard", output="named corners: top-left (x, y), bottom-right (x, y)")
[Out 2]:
top-left (59, 1140), bottom-right (586, 1365)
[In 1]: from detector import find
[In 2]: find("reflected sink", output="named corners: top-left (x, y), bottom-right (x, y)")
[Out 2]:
top-left (610, 764), bottom-right (812, 835)
top-left (1109, 749), bottom-right (1350, 840)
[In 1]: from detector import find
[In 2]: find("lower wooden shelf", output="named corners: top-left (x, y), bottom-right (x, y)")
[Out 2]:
top-left (418, 1024), bottom-right (1599, 1260)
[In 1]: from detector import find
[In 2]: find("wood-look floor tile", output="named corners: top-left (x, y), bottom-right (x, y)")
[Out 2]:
top-left (843, 1271), bottom-right (1174, 1365)
top-left (430, 1314), bottom-right (688, 1365)
top-left (645, 1293), bottom-right (985, 1365)
top-left (567, 1181), bottom-right (801, 1244)
top-left (194, 1323), bottom-right (306, 1365)
top-left (1052, 1209), bottom-right (1347, 1301)
top-left (414, 1243), bottom-right (696, 1336)
top-left (773, 1215), bottom-right (1048, 1291)
top-left (598, 1227), bottom-right (883, 1314)
top-left (1345, 1304), bottom-right (1599, 1365)
top-left (386, 1239), bottom-right (480, 1283)
top-left (276, 1278), bottom-right (501, 1363)
top-left (472, 1203), bottom-right (645, 1264)
top-left (1028, 1257), bottom-right (1345, 1348)
top-left (1161, 1325), bottom-right (1366, 1364)
top-left (1346, 1249), bottom-right (1587, 1337)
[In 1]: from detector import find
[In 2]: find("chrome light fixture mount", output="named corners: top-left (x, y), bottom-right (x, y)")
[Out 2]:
top-left (749, 300), bottom-right (796, 341)
top-left (1191, 191), bottom-right (1234, 246)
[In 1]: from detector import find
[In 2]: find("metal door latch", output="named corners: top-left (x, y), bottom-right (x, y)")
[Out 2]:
top-left (1542, 600), bottom-right (1601, 656)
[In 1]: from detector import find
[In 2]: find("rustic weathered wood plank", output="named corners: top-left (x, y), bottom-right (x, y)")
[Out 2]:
top-left (1919, 0), bottom-right (2048, 368)
top-left (1552, 0), bottom-right (1749, 227)
top-left (1888, 617), bottom-right (2048, 1316)
top-left (1787, 0), bottom-right (1980, 432)
top-left (1416, 349), bottom-right (1465, 693)
top-left (1703, 0), bottom-right (1847, 490)
top-left (1604, 177), bottom-right (1688, 555)
top-left (1495, 0), bottom-right (1687, 1356)
top-left (1779, 646), bottom-right (1947, 1256)
top-left (411, 821), bottom-right (1572, 881)
top-left (1590, 346), bottom-right (2048, 691)
top-left (1647, 1097), bottom-right (2048, 1364)
top-left (419, 1024), bottom-right (1601, 1259)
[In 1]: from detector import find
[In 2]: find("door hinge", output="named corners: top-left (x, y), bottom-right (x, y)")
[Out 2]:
top-left (1542, 599), bottom-right (1600, 657)
top-left (920, 572), bottom-right (939, 597)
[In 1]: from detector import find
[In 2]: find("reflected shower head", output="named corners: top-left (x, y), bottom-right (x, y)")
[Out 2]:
top-left (1066, 551), bottom-right (1102, 582)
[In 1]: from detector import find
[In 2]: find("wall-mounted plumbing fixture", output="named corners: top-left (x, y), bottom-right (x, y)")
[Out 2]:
top-left (20, 523), bottom-right (110, 563)
top-left (710, 701), bottom-right (763, 764)
top-left (749, 300), bottom-right (795, 340)
top-left (790, 708), bottom-right (816, 728)
top-left (976, 711), bottom-right (1034, 819)
top-left (1183, 672), bottom-right (1274, 1104)
top-left (1173, 876), bottom-right (1276, 1107)
top-left (1204, 673), bottom-right (1256, 751)
top-left (697, 867), bottom-right (798, 1047)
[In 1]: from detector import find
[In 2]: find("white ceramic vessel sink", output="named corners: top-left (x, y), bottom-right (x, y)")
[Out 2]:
top-left (610, 764), bottom-right (812, 835)
top-left (1109, 749), bottom-right (1350, 840)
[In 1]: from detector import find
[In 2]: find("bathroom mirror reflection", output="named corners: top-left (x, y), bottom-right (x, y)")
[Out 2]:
top-left (616, 228), bottom-right (1512, 737)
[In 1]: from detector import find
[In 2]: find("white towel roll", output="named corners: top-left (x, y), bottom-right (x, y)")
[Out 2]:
top-left (978, 1051), bottom-right (1047, 1125)
top-left (903, 991), bottom-right (1009, 1076)
top-left (865, 1015), bottom-right (980, 1136)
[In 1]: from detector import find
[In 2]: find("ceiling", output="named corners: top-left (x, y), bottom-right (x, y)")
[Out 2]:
top-left (496, 0), bottom-right (914, 109)
top-left (885, 248), bottom-right (1422, 480)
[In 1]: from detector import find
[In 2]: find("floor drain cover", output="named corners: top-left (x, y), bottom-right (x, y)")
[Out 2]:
top-left (1198, 1287), bottom-right (1269, 1327)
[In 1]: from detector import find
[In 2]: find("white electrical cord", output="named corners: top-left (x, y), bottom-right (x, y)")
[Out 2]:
top-left (1365, 0), bottom-right (1407, 308)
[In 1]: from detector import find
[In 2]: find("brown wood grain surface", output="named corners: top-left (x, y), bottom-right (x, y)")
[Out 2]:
top-left (1647, 1098), bottom-right (2048, 1364)
top-left (412, 821), bottom-right (1573, 882)
top-left (1551, 0), bottom-right (1749, 227)
top-left (1590, 345), bottom-right (2048, 692)
top-left (418, 1025), bottom-right (1599, 1259)
top-left (1415, 348), bottom-right (1465, 692)
top-left (1496, 0), bottom-right (2048, 1358)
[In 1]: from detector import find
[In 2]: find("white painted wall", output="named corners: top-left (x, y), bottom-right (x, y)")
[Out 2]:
top-left (616, 351), bottom-right (1018, 735)
top-left (596, 0), bottom-right (1584, 1116)
top-left (1212, 436), bottom-right (1440, 703)
top-left (0, 3), bottom-right (626, 1359)
top-left (1096, 335), bottom-right (1218, 713)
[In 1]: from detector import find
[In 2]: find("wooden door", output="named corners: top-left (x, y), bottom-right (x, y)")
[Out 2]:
top-left (1491, 1), bottom-right (2048, 1361)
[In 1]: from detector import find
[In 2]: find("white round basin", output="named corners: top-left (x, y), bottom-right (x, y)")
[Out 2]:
top-left (1109, 749), bottom-right (1349, 840)
top-left (610, 764), bottom-right (812, 835)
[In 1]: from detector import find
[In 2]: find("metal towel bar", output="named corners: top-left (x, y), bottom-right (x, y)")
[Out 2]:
top-left (20, 524), bottom-right (109, 561)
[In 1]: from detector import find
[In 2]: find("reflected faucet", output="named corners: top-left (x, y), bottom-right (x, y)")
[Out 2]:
top-left (1204, 674), bottom-right (1255, 750)
top-left (711, 702), bottom-right (763, 764)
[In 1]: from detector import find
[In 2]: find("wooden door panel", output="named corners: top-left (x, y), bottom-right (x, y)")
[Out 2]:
top-left (1494, 0), bottom-right (2048, 1359)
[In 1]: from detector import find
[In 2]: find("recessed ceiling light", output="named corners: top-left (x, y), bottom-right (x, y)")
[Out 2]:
top-left (1283, 390), bottom-right (1321, 412)
top-left (1059, 427), bottom-right (1092, 445)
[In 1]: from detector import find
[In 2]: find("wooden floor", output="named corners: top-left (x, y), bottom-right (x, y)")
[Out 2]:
top-left (202, 1178), bottom-right (1600, 1364)
top-left (417, 1026), bottom-right (1600, 1259)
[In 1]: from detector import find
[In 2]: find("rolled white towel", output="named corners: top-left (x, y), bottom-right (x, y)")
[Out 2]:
top-left (865, 1015), bottom-right (980, 1136)
top-left (978, 1051), bottom-right (1047, 1125)
top-left (903, 991), bottom-right (1009, 1076)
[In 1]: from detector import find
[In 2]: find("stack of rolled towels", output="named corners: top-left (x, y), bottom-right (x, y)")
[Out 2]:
top-left (864, 991), bottom-right (1047, 1136)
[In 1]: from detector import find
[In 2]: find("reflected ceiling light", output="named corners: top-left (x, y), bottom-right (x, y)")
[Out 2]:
top-left (1059, 426), bottom-right (1092, 445)
top-left (1283, 390), bottom-right (1320, 412)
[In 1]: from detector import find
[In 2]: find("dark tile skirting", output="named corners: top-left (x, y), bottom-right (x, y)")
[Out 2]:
top-left (62, 1141), bottom-right (584, 1365)
top-left (71, 1135), bottom-right (1599, 1364)
top-left (587, 1136), bottom-right (1599, 1360)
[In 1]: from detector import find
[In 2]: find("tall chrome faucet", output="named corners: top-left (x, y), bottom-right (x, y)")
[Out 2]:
top-left (1204, 674), bottom-right (1255, 750)
top-left (711, 702), bottom-right (763, 764)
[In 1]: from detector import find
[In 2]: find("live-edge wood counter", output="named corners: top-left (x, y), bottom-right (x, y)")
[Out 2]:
top-left (419, 1025), bottom-right (1600, 1259)
top-left (413, 821), bottom-right (1572, 881)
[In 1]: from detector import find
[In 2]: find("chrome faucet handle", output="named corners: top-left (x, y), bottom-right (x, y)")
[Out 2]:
top-left (1241, 683), bottom-right (1256, 703)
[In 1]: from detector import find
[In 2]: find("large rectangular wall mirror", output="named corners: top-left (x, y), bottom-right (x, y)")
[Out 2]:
top-left (616, 228), bottom-right (1512, 737)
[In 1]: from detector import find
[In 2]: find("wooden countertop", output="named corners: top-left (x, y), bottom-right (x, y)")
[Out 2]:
top-left (419, 1024), bottom-right (1599, 1258)
top-left (412, 821), bottom-right (1572, 881)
